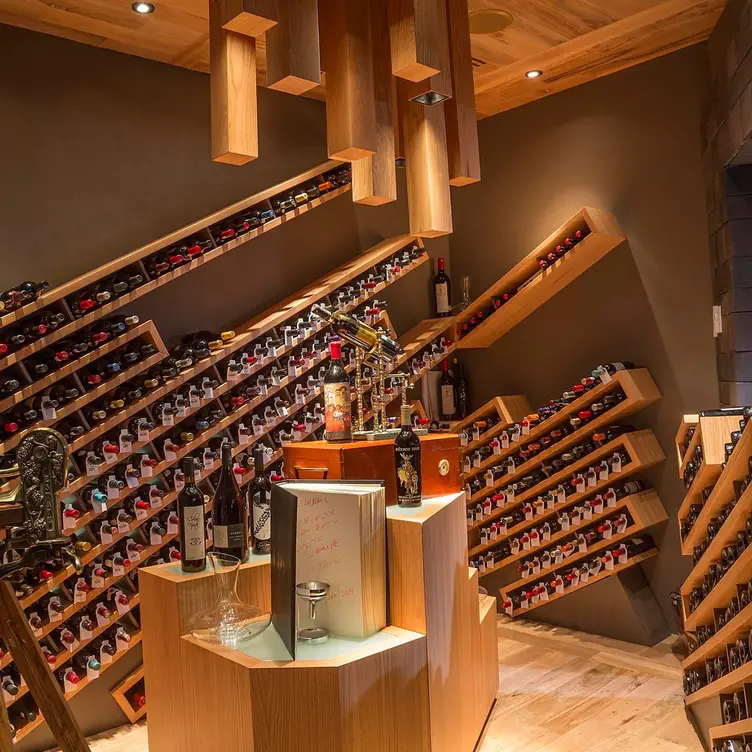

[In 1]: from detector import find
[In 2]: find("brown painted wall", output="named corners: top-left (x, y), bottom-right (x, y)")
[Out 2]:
top-left (0, 23), bottom-right (438, 751)
top-left (449, 46), bottom-right (718, 629)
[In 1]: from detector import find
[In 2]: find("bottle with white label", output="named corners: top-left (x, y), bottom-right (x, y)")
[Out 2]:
top-left (179, 457), bottom-right (206, 573)
top-left (433, 257), bottom-right (451, 316)
top-left (247, 445), bottom-right (272, 555)
top-left (439, 359), bottom-right (457, 420)
top-left (212, 443), bottom-right (249, 562)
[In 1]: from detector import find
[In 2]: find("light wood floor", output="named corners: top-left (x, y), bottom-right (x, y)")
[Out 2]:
top-left (84, 617), bottom-right (701, 752)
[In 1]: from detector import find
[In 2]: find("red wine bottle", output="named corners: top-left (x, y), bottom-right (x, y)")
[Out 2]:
top-left (323, 340), bottom-right (351, 442)
top-left (440, 359), bottom-right (457, 420)
top-left (434, 257), bottom-right (451, 316)
top-left (212, 442), bottom-right (249, 562)
top-left (179, 457), bottom-right (206, 573)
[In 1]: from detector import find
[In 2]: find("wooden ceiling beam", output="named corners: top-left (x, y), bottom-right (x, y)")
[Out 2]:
top-left (352, 0), bottom-right (398, 205)
top-left (399, 81), bottom-right (453, 237)
top-left (473, 0), bottom-right (726, 119)
top-left (266, 0), bottom-right (321, 95)
top-left (444, 0), bottom-right (479, 185)
top-left (210, 0), bottom-right (258, 165)
top-left (219, 0), bottom-right (277, 37)
top-left (319, 0), bottom-right (378, 161)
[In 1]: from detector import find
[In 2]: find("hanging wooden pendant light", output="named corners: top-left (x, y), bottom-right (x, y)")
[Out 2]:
top-left (399, 80), bottom-right (453, 237)
top-left (319, 0), bottom-right (378, 160)
top-left (210, 0), bottom-right (261, 165)
top-left (352, 0), bottom-right (397, 205)
top-left (388, 0), bottom-right (446, 82)
top-left (444, 0), bottom-right (480, 185)
top-left (266, 0), bottom-right (322, 95)
top-left (219, 0), bottom-right (278, 37)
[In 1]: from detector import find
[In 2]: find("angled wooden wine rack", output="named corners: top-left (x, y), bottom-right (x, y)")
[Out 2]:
top-left (0, 159), bottom-right (461, 741)
top-left (464, 366), bottom-right (667, 620)
top-left (671, 411), bottom-right (752, 743)
top-left (455, 207), bottom-right (625, 349)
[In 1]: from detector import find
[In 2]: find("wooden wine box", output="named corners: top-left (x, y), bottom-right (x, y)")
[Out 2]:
top-left (283, 435), bottom-right (460, 506)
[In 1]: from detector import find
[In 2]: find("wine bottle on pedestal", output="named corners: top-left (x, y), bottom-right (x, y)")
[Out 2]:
top-left (395, 405), bottom-right (422, 508)
top-left (248, 445), bottom-right (272, 555)
top-left (323, 340), bottom-right (351, 443)
top-left (179, 457), bottom-right (206, 573)
top-left (212, 442), bottom-right (249, 563)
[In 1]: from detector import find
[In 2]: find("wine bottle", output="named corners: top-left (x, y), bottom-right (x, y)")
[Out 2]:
top-left (323, 340), bottom-right (352, 443)
top-left (440, 359), bottom-right (457, 420)
top-left (434, 257), bottom-right (451, 316)
top-left (395, 404), bottom-right (422, 507)
top-left (212, 442), bottom-right (249, 562)
top-left (179, 457), bottom-right (206, 573)
top-left (248, 445), bottom-right (272, 555)
top-left (453, 357), bottom-right (469, 419)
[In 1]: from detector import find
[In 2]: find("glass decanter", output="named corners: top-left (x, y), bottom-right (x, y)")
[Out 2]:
top-left (188, 553), bottom-right (270, 647)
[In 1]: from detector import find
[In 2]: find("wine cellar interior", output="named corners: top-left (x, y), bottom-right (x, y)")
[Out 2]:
top-left (0, 0), bottom-right (750, 751)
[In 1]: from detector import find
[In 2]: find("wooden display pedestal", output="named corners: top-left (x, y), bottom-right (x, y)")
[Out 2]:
top-left (283, 435), bottom-right (461, 505)
top-left (140, 493), bottom-right (497, 752)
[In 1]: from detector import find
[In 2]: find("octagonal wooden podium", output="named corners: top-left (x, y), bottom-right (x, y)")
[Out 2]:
top-left (140, 491), bottom-right (498, 752)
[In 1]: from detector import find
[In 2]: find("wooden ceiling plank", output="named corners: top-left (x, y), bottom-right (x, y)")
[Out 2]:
top-left (399, 80), bottom-right (454, 237)
top-left (219, 0), bottom-right (278, 37)
top-left (319, 0), bottom-right (378, 160)
top-left (266, 0), bottom-right (321, 95)
top-left (352, 0), bottom-right (398, 205)
top-left (210, 0), bottom-right (259, 165)
top-left (474, 0), bottom-right (726, 118)
top-left (388, 0), bottom-right (445, 81)
top-left (0, 8), bottom-right (108, 47)
top-left (445, 0), bottom-right (481, 185)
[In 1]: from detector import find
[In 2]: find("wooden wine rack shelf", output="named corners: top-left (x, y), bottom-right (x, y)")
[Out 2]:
top-left (494, 490), bottom-right (666, 591)
top-left (682, 598), bottom-right (752, 672)
top-left (111, 666), bottom-right (146, 724)
top-left (461, 369), bottom-right (660, 484)
top-left (456, 396), bottom-right (531, 444)
top-left (456, 208), bottom-right (625, 350)
top-left (710, 717), bottom-right (752, 743)
top-left (0, 158), bottom-right (467, 737)
top-left (503, 548), bottom-right (658, 617)
top-left (680, 419), bottom-right (752, 555)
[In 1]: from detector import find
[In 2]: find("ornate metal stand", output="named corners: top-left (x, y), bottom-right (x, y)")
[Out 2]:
top-left (0, 428), bottom-right (89, 752)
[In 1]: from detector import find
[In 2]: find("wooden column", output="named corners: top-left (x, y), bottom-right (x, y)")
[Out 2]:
top-left (388, 0), bottom-right (446, 82)
top-left (403, 0), bottom-right (452, 105)
top-left (219, 0), bottom-right (278, 36)
top-left (319, 0), bottom-right (378, 160)
top-left (352, 0), bottom-right (397, 205)
top-left (444, 0), bottom-right (480, 185)
top-left (399, 82), bottom-right (453, 237)
top-left (210, 0), bottom-right (259, 165)
top-left (266, 0), bottom-right (321, 95)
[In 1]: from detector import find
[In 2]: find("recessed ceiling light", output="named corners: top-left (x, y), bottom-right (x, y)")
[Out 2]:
top-left (410, 91), bottom-right (450, 106)
top-left (132, 2), bottom-right (155, 13)
top-left (468, 9), bottom-right (513, 34)
top-left (525, 69), bottom-right (543, 79)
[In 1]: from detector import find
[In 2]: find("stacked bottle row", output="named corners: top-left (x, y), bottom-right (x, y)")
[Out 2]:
top-left (461, 361), bottom-right (635, 487)
top-left (456, 225), bottom-right (592, 341)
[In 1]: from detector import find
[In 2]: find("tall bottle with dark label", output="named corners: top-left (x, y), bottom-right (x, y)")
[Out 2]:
top-left (440, 359), bottom-right (457, 420)
top-left (248, 445), bottom-right (272, 555)
top-left (212, 442), bottom-right (249, 562)
top-left (395, 405), bottom-right (422, 507)
top-left (323, 340), bottom-right (351, 442)
top-left (453, 357), bottom-right (469, 419)
top-left (178, 457), bottom-right (206, 573)
top-left (434, 257), bottom-right (451, 317)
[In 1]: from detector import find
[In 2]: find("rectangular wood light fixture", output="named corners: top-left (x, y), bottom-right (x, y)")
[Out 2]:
top-left (219, 0), bottom-right (278, 37)
top-left (266, 0), bottom-right (322, 95)
top-left (444, 0), bottom-right (480, 185)
top-left (210, 0), bottom-right (259, 165)
top-left (352, 0), bottom-right (397, 205)
top-left (320, 0), bottom-right (378, 160)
